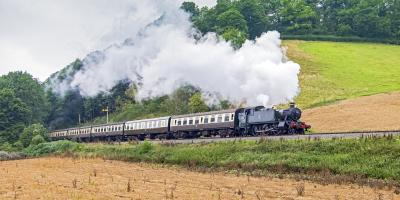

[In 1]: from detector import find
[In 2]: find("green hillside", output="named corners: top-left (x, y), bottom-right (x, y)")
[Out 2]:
top-left (285, 41), bottom-right (400, 108)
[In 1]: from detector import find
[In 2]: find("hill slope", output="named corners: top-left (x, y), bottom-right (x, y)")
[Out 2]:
top-left (302, 92), bottom-right (400, 132)
top-left (285, 41), bottom-right (400, 108)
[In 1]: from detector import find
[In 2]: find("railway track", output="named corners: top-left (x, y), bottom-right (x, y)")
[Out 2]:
top-left (149, 130), bottom-right (400, 144)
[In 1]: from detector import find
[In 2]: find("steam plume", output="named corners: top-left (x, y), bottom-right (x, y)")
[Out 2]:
top-left (53, 0), bottom-right (300, 107)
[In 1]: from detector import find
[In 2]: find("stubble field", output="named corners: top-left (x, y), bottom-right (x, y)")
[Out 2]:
top-left (0, 157), bottom-right (399, 200)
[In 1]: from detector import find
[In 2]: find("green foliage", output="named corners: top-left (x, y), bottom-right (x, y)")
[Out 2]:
top-left (138, 141), bottom-right (154, 154)
top-left (188, 93), bottom-right (209, 113)
top-left (181, 2), bottom-right (200, 18)
top-left (0, 71), bottom-right (49, 124)
top-left (278, 0), bottom-right (317, 34)
top-left (222, 27), bottom-right (247, 48)
top-left (235, 0), bottom-right (269, 39)
top-left (282, 35), bottom-right (400, 45)
top-left (216, 8), bottom-right (248, 34)
top-left (30, 135), bottom-right (46, 146)
top-left (0, 89), bottom-right (31, 143)
top-left (23, 140), bottom-right (82, 156)
top-left (24, 136), bottom-right (400, 182)
top-left (0, 142), bottom-right (14, 152)
top-left (19, 124), bottom-right (48, 147)
top-left (185, 0), bottom-right (400, 43)
top-left (13, 141), bottom-right (24, 151)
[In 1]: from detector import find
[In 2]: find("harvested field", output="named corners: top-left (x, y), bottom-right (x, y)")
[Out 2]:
top-left (303, 92), bottom-right (400, 133)
top-left (0, 157), bottom-right (399, 200)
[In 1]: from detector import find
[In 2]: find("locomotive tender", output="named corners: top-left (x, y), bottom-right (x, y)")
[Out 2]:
top-left (50, 103), bottom-right (310, 141)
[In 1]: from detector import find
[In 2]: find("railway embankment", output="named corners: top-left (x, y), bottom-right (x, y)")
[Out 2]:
top-left (21, 134), bottom-right (400, 187)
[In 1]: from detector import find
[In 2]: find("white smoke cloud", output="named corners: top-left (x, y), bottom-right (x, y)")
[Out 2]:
top-left (58, 0), bottom-right (300, 107)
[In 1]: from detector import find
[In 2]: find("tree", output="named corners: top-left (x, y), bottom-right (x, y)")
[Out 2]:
top-left (0, 89), bottom-right (31, 143)
top-left (19, 124), bottom-right (48, 147)
top-left (166, 85), bottom-right (199, 114)
top-left (222, 28), bottom-right (247, 48)
top-left (236, 0), bottom-right (269, 39)
top-left (216, 8), bottom-right (249, 34)
top-left (0, 71), bottom-right (49, 124)
top-left (181, 1), bottom-right (200, 18)
top-left (278, 0), bottom-right (318, 34)
top-left (188, 93), bottom-right (209, 113)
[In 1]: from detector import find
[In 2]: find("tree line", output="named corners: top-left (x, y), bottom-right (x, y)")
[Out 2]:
top-left (0, 67), bottom-right (215, 151)
top-left (182, 0), bottom-right (400, 47)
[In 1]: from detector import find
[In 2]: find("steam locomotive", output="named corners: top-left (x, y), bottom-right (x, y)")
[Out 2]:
top-left (49, 103), bottom-right (310, 141)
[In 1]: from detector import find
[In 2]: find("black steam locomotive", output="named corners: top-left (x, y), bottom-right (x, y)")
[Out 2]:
top-left (49, 103), bottom-right (310, 141)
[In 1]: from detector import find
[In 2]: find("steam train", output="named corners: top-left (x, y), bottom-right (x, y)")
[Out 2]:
top-left (49, 103), bottom-right (310, 141)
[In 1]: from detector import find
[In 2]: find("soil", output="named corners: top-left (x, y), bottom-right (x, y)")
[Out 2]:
top-left (0, 157), bottom-right (398, 200)
top-left (302, 92), bottom-right (400, 133)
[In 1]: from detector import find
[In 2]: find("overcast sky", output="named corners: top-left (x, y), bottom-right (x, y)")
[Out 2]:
top-left (0, 0), bottom-right (216, 81)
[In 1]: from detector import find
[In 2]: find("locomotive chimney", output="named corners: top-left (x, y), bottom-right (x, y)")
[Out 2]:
top-left (289, 102), bottom-right (296, 108)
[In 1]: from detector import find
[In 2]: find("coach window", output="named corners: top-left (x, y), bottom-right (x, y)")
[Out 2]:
top-left (231, 113), bottom-right (234, 121)
top-left (217, 115), bottom-right (223, 123)
top-left (177, 119), bottom-right (182, 126)
top-left (204, 116), bottom-right (209, 124)
top-left (224, 114), bottom-right (229, 122)
top-left (195, 117), bottom-right (199, 124)
top-left (210, 115), bottom-right (215, 123)
top-left (183, 119), bottom-right (187, 125)
top-left (188, 118), bottom-right (193, 125)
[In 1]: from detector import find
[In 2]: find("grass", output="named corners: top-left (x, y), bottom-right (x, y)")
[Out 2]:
top-left (24, 136), bottom-right (400, 184)
top-left (285, 40), bottom-right (400, 108)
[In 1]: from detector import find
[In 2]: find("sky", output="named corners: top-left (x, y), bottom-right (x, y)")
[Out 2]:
top-left (0, 0), bottom-right (216, 81)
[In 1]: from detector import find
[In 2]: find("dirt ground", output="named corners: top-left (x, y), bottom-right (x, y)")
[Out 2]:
top-left (302, 92), bottom-right (400, 133)
top-left (0, 157), bottom-right (398, 200)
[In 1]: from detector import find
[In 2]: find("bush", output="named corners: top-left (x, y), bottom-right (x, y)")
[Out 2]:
top-left (30, 135), bottom-right (46, 146)
top-left (19, 124), bottom-right (48, 147)
top-left (138, 141), bottom-right (154, 154)
top-left (24, 140), bottom-right (81, 156)
top-left (281, 35), bottom-right (400, 45)
top-left (0, 142), bottom-right (15, 152)
top-left (13, 141), bottom-right (24, 150)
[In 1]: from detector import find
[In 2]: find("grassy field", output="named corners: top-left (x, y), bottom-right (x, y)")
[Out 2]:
top-left (285, 41), bottom-right (400, 108)
top-left (24, 136), bottom-right (400, 184)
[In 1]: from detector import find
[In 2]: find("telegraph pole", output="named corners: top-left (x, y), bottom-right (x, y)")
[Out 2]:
top-left (102, 106), bottom-right (109, 124)
top-left (106, 106), bottom-right (109, 124)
